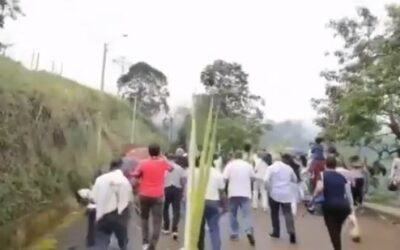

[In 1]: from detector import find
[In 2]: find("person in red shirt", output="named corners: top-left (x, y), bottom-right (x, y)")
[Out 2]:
top-left (131, 143), bottom-right (172, 250)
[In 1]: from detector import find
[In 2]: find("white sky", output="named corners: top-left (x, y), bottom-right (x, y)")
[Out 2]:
top-left (0, 0), bottom-right (393, 121)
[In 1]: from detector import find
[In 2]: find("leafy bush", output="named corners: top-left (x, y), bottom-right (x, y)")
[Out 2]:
top-left (0, 56), bottom-right (166, 227)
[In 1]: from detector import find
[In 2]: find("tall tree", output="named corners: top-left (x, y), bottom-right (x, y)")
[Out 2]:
top-left (201, 60), bottom-right (264, 119)
top-left (0, 0), bottom-right (22, 28)
top-left (200, 60), bottom-right (268, 149)
top-left (118, 62), bottom-right (170, 116)
top-left (313, 5), bottom-right (400, 158)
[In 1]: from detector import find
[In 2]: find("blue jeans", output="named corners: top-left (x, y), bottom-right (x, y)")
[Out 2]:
top-left (198, 200), bottom-right (221, 250)
top-left (229, 197), bottom-right (253, 236)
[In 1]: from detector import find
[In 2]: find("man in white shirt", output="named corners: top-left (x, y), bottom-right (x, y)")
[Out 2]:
top-left (91, 159), bottom-right (133, 250)
top-left (264, 154), bottom-right (298, 244)
top-left (252, 152), bottom-right (270, 211)
top-left (223, 151), bottom-right (256, 246)
top-left (163, 156), bottom-right (186, 240)
top-left (197, 157), bottom-right (227, 250)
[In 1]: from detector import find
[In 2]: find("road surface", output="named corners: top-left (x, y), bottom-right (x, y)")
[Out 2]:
top-left (53, 207), bottom-right (399, 250)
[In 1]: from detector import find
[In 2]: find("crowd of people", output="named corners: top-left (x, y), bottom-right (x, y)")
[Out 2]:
top-left (77, 137), bottom-right (400, 250)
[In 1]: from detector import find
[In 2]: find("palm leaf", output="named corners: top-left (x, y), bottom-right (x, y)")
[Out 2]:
top-left (183, 97), bottom-right (217, 250)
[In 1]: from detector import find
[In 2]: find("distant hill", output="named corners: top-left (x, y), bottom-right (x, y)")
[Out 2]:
top-left (260, 120), bottom-right (320, 151)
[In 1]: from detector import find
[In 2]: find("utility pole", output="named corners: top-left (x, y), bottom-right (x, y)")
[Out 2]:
top-left (30, 51), bottom-right (35, 69)
top-left (169, 117), bottom-right (174, 142)
top-left (130, 97), bottom-right (138, 143)
top-left (100, 43), bottom-right (108, 91)
top-left (113, 56), bottom-right (131, 75)
top-left (35, 52), bottom-right (40, 70)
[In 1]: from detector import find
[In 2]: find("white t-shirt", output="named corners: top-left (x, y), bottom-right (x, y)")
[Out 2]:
top-left (255, 160), bottom-right (268, 180)
top-left (336, 167), bottom-right (355, 186)
top-left (91, 169), bottom-right (133, 221)
top-left (253, 154), bottom-right (262, 167)
top-left (264, 161), bottom-right (298, 203)
top-left (205, 168), bottom-right (225, 200)
top-left (223, 159), bottom-right (255, 198)
top-left (214, 156), bottom-right (223, 173)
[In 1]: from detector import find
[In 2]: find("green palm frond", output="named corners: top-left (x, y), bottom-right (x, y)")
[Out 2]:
top-left (183, 97), bottom-right (218, 250)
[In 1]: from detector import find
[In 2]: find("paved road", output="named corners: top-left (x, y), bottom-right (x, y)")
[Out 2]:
top-left (53, 206), bottom-right (399, 250)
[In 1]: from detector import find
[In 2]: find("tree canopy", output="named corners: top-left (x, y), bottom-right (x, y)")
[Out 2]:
top-left (0, 0), bottom-right (22, 29)
top-left (197, 60), bottom-right (268, 150)
top-left (201, 59), bottom-right (264, 119)
top-left (118, 62), bottom-right (170, 116)
top-left (313, 5), bottom-right (400, 156)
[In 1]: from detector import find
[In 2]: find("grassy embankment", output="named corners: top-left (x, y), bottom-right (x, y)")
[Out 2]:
top-left (0, 56), bottom-right (166, 249)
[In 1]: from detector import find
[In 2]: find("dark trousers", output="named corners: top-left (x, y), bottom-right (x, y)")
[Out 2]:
top-left (140, 196), bottom-right (164, 250)
top-left (92, 208), bottom-right (130, 250)
top-left (198, 200), bottom-right (221, 250)
top-left (352, 178), bottom-right (365, 206)
top-left (163, 186), bottom-right (182, 233)
top-left (268, 197), bottom-right (295, 236)
top-left (322, 204), bottom-right (351, 250)
top-left (86, 208), bottom-right (96, 247)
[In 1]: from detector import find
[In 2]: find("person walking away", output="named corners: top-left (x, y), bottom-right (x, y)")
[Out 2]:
top-left (334, 157), bottom-right (361, 242)
top-left (252, 153), bottom-right (271, 211)
top-left (313, 157), bottom-right (353, 250)
top-left (223, 151), bottom-right (256, 246)
top-left (281, 154), bottom-right (302, 216)
top-left (173, 148), bottom-right (189, 216)
top-left (264, 153), bottom-right (298, 244)
top-left (253, 149), bottom-right (266, 168)
top-left (174, 147), bottom-right (189, 169)
top-left (90, 159), bottom-right (133, 250)
top-left (309, 137), bottom-right (326, 192)
top-left (243, 143), bottom-right (254, 164)
top-left (214, 153), bottom-right (224, 173)
top-left (162, 155), bottom-right (186, 240)
top-left (349, 155), bottom-right (366, 207)
top-left (335, 157), bottom-right (355, 186)
top-left (131, 143), bottom-right (172, 250)
top-left (389, 149), bottom-right (400, 191)
top-left (197, 157), bottom-right (228, 250)
top-left (298, 155), bottom-right (312, 202)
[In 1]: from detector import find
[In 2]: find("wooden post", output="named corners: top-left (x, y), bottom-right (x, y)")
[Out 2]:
top-left (35, 52), bottom-right (40, 70)
top-left (30, 51), bottom-right (35, 69)
top-left (100, 43), bottom-right (108, 91)
top-left (130, 97), bottom-right (138, 143)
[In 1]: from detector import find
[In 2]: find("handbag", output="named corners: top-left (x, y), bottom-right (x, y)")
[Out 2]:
top-left (348, 212), bottom-right (361, 243)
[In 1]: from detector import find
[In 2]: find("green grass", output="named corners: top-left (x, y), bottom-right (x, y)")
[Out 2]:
top-left (28, 239), bottom-right (57, 250)
top-left (0, 56), bottom-right (166, 248)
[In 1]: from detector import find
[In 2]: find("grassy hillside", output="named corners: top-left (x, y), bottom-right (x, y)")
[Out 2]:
top-left (0, 56), bottom-right (166, 247)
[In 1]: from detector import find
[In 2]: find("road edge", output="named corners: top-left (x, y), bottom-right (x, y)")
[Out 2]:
top-left (364, 202), bottom-right (400, 219)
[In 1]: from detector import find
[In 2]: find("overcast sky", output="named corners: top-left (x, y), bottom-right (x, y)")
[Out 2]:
top-left (0, 0), bottom-right (393, 121)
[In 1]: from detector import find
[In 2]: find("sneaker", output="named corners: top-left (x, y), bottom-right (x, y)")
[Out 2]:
top-left (289, 234), bottom-right (297, 244)
top-left (269, 233), bottom-right (280, 239)
top-left (246, 233), bottom-right (256, 246)
top-left (142, 244), bottom-right (150, 250)
top-left (172, 232), bottom-right (178, 241)
top-left (162, 229), bottom-right (171, 235)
